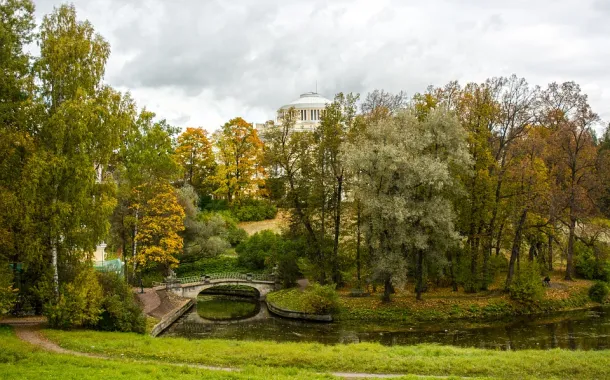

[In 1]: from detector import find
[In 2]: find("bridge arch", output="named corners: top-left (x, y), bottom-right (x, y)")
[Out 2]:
top-left (163, 275), bottom-right (277, 300)
top-left (198, 283), bottom-right (261, 299)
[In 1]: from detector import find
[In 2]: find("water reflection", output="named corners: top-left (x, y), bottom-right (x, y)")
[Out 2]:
top-left (162, 299), bottom-right (610, 351)
top-left (196, 295), bottom-right (260, 321)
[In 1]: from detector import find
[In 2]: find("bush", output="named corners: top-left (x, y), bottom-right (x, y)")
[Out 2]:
top-left (508, 261), bottom-right (544, 304)
top-left (0, 265), bottom-right (17, 316)
top-left (303, 283), bottom-right (339, 314)
top-left (574, 241), bottom-right (610, 282)
top-left (588, 282), bottom-right (609, 303)
top-left (236, 230), bottom-right (280, 270)
top-left (45, 267), bottom-right (103, 329)
top-left (96, 272), bottom-right (146, 333)
top-left (230, 198), bottom-right (277, 222)
top-left (236, 231), bottom-right (302, 286)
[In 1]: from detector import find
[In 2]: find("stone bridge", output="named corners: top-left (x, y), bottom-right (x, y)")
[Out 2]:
top-left (157, 273), bottom-right (277, 300)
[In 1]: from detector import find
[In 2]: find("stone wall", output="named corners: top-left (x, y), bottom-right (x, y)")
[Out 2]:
top-left (266, 300), bottom-right (332, 322)
top-left (150, 299), bottom-right (195, 337)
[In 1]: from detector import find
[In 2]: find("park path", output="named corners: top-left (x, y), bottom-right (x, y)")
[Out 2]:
top-left (3, 322), bottom-right (469, 379)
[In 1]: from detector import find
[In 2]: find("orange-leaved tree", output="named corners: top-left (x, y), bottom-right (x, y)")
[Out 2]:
top-left (175, 127), bottom-right (215, 195)
top-left (212, 117), bottom-right (265, 203)
top-left (134, 183), bottom-right (185, 275)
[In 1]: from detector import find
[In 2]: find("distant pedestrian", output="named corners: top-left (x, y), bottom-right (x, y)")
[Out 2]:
top-left (139, 277), bottom-right (144, 293)
top-left (543, 276), bottom-right (551, 287)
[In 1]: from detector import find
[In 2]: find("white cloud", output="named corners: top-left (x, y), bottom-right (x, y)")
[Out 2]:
top-left (32, 0), bottom-right (610, 133)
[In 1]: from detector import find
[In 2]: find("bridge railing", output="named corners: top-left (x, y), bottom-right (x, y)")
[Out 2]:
top-left (156, 272), bottom-right (275, 288)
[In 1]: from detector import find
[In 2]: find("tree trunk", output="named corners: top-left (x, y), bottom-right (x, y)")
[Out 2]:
top-left (566, 216), bottom-right (576, 281)
top-left (505, 208), bottom-right (528, 289)
top-left (287, 175), bottom-right (323, 281)
top-left (356, 200), bottom-right (361, 285)
top-left (416, 249), bottom-right (424, 301)
top-left (528, 243), bottom-right (536, 262)
top-left (332, 172), bottom-right (343, 284)
top-left (132, 206), bottom-right (139, 276)
top-left (547, 232), bottom-right (554, 272)
top-left (495, 221), bottom-right (505, 256)
top-left (51, 240), bottom-right (59, 297)
top-left (382, 276), bottom-right (392, 302)
top-left (449, 248), bottom-right (458, 292)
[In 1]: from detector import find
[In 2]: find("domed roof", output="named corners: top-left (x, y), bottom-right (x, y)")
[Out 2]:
top-left (280, 92), bottom-right (332, 110)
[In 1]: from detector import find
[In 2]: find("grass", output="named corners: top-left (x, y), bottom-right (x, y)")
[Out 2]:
top-left (41, 328), bottom-right (610, 379)
top-left (145, 316), bottom-right (159, 334)
top-left (266, 288), bottom-right (315, 313)
top-left (0, 326), bottom-right (340, 380)
top-left (237, 211), bottom-right (287, 235)
top-left (337, 273), bottom-right (595, 323)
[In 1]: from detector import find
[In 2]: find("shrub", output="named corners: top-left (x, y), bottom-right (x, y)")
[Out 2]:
top-left (45, 267), bottom-right (103, 329)
top-left (236, 230), bottom-right (280, 270)
top-left (303, 283), bottom-right (339, 314)
top-left (230, 198), bottom-right (277, 222)
top-left (574, 242), bottom-right (610, 282)
top-left (588, 282), bottom-right (609, 303)
top-left (227, 224), bottom-right (248, 246)
top-left (236, 231), bottom-right (302, 286)
top-left (0, 265), bottom-right (17, 316)
top-left (96, 272), bottom-right (146, 333)
top-left (508, 261), bottom-right (544, 304)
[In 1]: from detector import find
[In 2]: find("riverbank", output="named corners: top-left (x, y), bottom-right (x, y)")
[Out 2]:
top-left (31, 327), bottom-right (610, 379)
top-left (336, 275), bottom-right (598, 323)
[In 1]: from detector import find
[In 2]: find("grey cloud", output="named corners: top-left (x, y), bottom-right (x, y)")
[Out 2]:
top-left (31, 0), bottom-right (610, 125)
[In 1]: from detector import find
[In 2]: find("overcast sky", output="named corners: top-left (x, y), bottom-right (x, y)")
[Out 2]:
top-left (32, 0), bottom-right (610, 133)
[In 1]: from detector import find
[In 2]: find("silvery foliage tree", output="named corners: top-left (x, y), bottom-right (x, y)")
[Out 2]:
top-left (343, 107), bottom-right (471, 300)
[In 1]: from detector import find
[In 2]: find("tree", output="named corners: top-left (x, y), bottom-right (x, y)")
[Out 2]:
top-left (453, 82), bottom-right (497, 291)
top-left (361, 89), bottom-right (408, 115)
top-left (135, 183), bottom-right (185, 275)
top-left (109, 110), bottom-right (179, 281)
top-left (504, 126), bottom-right (550, 288)
top-left (175, 127), bottom-right (215, 194)
top-left (316, 93), bottom-right (360, 284)
top-left (0, 0), bottom-right (38, 290)
top-left (344, 107), bottom-right (470, 300)
top-left (213, 117), bottom-right (264, 203)
top-left (262, 109), bottom-right (324, 279)
top-left (34, 4), bottom-right (123, 295)
top-left (541, 82), bottom-right (600, 280)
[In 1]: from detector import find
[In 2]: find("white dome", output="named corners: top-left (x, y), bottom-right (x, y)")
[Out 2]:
top-left (280, 92), bottom-right (332, 110)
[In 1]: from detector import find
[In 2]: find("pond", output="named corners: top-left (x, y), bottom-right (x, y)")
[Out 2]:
top-left (162, 296), bottom-right (610, 350)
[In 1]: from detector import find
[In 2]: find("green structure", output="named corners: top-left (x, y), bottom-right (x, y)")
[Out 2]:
top-left (93, 259), bottom-right (124, 277)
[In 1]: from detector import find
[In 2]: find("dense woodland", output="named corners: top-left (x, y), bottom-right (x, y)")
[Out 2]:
top-left (2, 1), bottom-right (610, 326)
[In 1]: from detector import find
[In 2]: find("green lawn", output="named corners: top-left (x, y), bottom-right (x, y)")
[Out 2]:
top-left (0, 326), bottom-right (337, 380)
top-left (266, 288), bottom-right (315, 313)
top-left (42, 329), bottom-right (610, 379)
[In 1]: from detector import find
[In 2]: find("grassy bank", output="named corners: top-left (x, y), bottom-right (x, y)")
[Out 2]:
top-left (337, 275), bottom-right (596, 323)
top-left (0, 326), bottom-right (339, 380)
top-left (42, 329), bottom-right (610, 379)
top-left (266, 288), bottom-right (315, 313)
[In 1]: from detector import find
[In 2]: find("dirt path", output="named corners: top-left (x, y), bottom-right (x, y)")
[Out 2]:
top-left (13, 325), bottom-right (95, 357)
top-left (5, 323), bottom-right (460, 379)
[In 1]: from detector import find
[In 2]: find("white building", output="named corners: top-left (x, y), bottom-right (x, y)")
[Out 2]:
top-left (257, 92), bottom-right (332, 136)
top-left (279, 92), bottom-right (332, 132)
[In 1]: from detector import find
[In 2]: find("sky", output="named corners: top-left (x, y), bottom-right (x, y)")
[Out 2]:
top-left (31, 0), bottom-right (610, 133)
